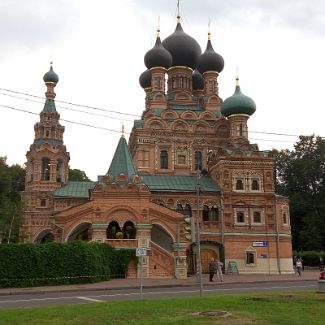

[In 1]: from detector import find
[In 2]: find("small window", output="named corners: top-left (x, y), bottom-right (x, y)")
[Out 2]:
top-left (251, 179), bottom-right (259, 190)
top-left (194, 151), bottom-right (202, 171)
top-left (160, 150), bottom-right (168, 169)
top-left (236, 212), bottom-right (245, 223)
top-left (178, 155), bottom-right (186, 165)
top-left (246, 251), bottom-right (256, 264)
top-left (236, 179), bottom-right (244, 190)
top-left (253, 211), bottom-right (261, 223)
top-left (40, 199), bottom-right (46, 207)
top-left (239, 124), bottom-right (243, 137)
top-left (283, 212), bottom-right (288, 224)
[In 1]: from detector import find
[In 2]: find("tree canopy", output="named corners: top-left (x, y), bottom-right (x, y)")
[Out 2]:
top-left (0, 157), bottom-right (25, 243)
top-left (273, 135), bottom-right (325, 251)
top-left (68, 168), bottom-right (91, 181)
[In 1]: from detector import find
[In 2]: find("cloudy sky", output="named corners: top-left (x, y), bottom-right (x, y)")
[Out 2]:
top-left (0, 0), bottom-right (324, 180)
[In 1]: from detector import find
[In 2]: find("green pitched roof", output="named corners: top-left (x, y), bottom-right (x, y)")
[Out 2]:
top-left (54, 181), bottom-right (96, 198)
top-left (140, 174), bottom-right (220, 192)
top-left (43, 99), bottom-right (57, 113)
top-left (106, 136), bottom-right (137, 180)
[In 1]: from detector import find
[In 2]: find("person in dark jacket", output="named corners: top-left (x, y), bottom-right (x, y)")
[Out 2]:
top-left (208, 258), bottom-right (218, 282)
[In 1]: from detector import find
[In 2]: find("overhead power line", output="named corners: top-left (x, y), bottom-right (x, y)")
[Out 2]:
top-left (1, 87), bottom-right (323, 140)
top-left (0, 87), bottom-right (141, 118)
top-left (0, 104), bottom-right (130, 135)
top-left (0, 92), bottom-right (134, 122)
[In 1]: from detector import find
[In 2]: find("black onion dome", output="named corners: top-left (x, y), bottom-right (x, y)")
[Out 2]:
top-left (192, 69), bottom-right (204, 90)
top-left (197, 39), bottom-right (224, 74)
top-left (43, 65), bottom-right (59, 83)
top-left (139, 69), bottom-right (151, 89)
top-left (144, 36), bottom-right (172, 69)
top-left (162, 22), bottom-right (201, 69)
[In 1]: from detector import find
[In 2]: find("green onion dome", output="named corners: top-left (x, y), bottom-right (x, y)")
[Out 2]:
top-left (162, 22), bottom-right (201, 69)
top-left (192, 69), bottom-right (204, 90)
top-left (139, 69), bottom-right (151, 89)
top-left (221, 78), bottom-right (256, 117)
top-left (197, 36), bottom-right (224, 74)
top-left (43, 64), bottom-right (59, 84)
top-left (144, 32), bottom-right (172, 69)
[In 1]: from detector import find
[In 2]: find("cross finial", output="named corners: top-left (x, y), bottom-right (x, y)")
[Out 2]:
top-left (121, 123), bottom-right (125, 138)
top-left (177, 0), bottom-right (181, 22)
top-left (208, 18), bottom-right (211, 40)
top-left (157, 15), bottom-right (160, 37)
top-left (236, 67), bottom-right (240, 85)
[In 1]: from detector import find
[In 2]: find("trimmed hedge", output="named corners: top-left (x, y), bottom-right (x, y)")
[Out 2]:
top-left (294, 251), bottom-right (325, 267)
top-left (0, 241), bottom-right (135, 288)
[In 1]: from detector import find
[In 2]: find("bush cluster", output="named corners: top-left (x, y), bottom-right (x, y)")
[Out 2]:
top-left (0, 241), bottom-right (135, 288)
top-left (294, 251), bottom-right (325, 267)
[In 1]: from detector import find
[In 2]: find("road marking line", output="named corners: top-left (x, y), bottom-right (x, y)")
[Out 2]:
top-left (77, 296), bottom-right (103, 302)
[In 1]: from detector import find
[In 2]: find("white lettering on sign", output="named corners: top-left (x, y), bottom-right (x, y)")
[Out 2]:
top-left (136, 247), bottom-right (147, 256)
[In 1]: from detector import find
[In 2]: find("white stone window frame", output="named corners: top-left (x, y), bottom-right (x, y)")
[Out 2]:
top-left (250, 208), bottom-right (265, 226)
top-left (232, 173), bottom-right (247, 192)
top-left (234, 208), bottom-right (249, 225)
top-left (245, 246), bottom-right (257, 266)
top-left (232, 171), bottom-right (264, 193)
top-left (249, 173), bottom-right (264, 192)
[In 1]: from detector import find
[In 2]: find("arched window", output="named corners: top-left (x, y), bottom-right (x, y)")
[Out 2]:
top-left (41, 158), bottom-right (51, 181)
top-left (251, 179), bottom-right (259, 190)
top-left (106, 221), bottom-right (121, 239)
top-left (236, 179), bottom-right (244, 190)
top-left (160, 150), bottom-right (168, 169)
top-left (122, 221), bottom-right (136, 239)
top-left (210, 206), bottom-right (219, 222)
top-left (184, 204), bottom-right (192, 218)
top-left (176, 203), bottom-right (183, 213)
top-left (194, 151), bottom-right (202, 170)
top-left (56, 159), bottom-right (63, 182)
top-left (202, 205), bottom-right (209, 222)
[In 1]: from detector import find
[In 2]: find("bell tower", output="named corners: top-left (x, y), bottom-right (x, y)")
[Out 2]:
top-left (21, 64), bottom-right (70, 242)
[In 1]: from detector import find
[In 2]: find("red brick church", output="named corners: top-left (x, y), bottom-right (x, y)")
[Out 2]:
top-left (21, 13), bottom-right (293, 277)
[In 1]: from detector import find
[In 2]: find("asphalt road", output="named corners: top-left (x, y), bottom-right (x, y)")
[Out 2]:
top-left (0, 280), bottom-right (317, 309)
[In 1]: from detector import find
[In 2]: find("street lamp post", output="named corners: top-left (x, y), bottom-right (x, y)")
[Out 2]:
top-left (195, 170), bottom-right (203, 296)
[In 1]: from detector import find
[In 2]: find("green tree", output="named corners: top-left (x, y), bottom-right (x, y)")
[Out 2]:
top-left (273, 135), bottom-right (325, 251)
top-left (0, 157), bottom-right (25, 243)
top-left (68, 168), bottom-right (91, 181)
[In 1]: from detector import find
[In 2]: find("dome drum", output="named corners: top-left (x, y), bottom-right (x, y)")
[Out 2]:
top-left (167, 66), bottom-right (193, 93)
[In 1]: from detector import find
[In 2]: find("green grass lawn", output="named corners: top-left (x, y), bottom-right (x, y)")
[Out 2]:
top-left (0, 291), bottom-right (324, 325)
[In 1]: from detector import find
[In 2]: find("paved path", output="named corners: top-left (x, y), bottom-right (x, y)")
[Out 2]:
top-left (0, 270), bottom-right (319, 296)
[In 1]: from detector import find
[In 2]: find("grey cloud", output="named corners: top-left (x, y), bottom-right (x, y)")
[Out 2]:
top-left (0, 0), bottom-right (77, 57)
top-left (134, 0), bottom-right (325, 35)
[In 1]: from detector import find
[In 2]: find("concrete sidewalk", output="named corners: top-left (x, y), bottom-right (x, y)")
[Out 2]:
top-left (0, 270), bottom-right (319, 296)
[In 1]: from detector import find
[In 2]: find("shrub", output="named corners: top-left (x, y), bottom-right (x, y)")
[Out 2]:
top-left (294, 251), bottom-right (325, 267)
top-left (0, 242), bottom-right (135, 288)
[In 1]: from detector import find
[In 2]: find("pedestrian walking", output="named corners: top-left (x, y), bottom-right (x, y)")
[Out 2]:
top-left (296, 257), bottom-right (303, 276)
top-left (208, 258), bottom-right (218, 282)
top-left (216, 258), bottom-right (223, 282)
